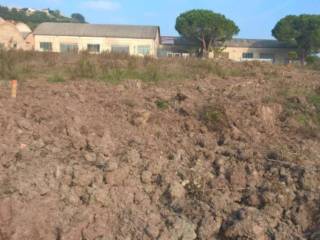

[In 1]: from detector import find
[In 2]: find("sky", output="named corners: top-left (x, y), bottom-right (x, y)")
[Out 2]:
top-left (2, 0), bottom-right (320, 39)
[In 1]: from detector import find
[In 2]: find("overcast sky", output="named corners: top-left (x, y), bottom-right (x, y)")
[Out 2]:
top-left (2, 0), bottom-right (320, 39)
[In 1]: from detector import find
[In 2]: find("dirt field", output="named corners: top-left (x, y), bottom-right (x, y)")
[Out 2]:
top-left (0, 55), bottom-right (320, 239)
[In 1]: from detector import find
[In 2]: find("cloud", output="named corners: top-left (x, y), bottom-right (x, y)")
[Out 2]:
top-left (82, 0), bottom-right (121, 11)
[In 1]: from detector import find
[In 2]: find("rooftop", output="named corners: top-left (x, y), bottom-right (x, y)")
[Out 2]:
top-left (161, 36), bottom-right (295, 49)
top-left (34, 22), bottom-right (160, 39)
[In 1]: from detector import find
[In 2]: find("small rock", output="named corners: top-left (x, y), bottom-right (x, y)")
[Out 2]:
top-left (170, 217), bottom-right (197, 240)
top-left (144, 185), bottom-right (154, 194)
top-left (84, 152), bottom-right (97, 162)
top-left (16, 119), bottom-right (32, 130)
top-left (300, 171), bottom-right (319, 191)
top-left (105, 167), bottom-right (130, 186)
top-left (145, 213), bottom-right (162, 238)
top-left (231, 126), bottom-right (242, 140)
top-left (227, 166), bottom-right (247, 188)
top-left (125, 149), bottom-right (141, 166)
top-left (223, 208), bottom-right (268, 240)
top-left (141, 171), bottom-right (153, 184)
top-left (146, 224), bottom-right (160, 239)
top-left (106, 160), bottom-right (118, 172)
top-left (93, 189), bottom-right (109, 206)
top-left (291, 205), bottom-right (312, 231)
top-left (131, 110), bottom-right (151, 126)
top-left (169, 182), bottom-right (186, 201)
top-left (198, 214), bottom-right (222, 239)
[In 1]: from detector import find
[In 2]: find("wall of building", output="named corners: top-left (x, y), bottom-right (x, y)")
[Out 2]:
top-left (0, 22), bottom-right (26, 49)
top-left (223, 47), bottom-right (293, 64)
top-left (24, 33), bottom-right (34, 50)
top-left (158, 44), bottom-right (293, 64)
top-left (34, 35), bottom-right (159, 56)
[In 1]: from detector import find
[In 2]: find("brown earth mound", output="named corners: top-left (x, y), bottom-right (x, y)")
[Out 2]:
top-left (0, 63), bottom-right (320, 240)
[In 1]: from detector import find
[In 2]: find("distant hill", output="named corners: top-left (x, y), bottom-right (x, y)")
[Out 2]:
top-left (0, 5), bottom-right (86, 29)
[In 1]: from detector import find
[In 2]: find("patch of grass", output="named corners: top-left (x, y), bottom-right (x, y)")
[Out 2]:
top-left (296, 113), bottom-right (309, 126)
top-left (0, 50), bottom-right (18, 79)
top-left (48, 74), bottom-right (65, 83)
top-left (155, 99), bottom-right (169, 110)
top-left (200, 104), bottom-right (229, 131)
top-left (71, 58), bottom-right (97, 79)
top-left (101, 68), bottom-right (128, 84)
top-left (308, 93), bottom-right (320, 112)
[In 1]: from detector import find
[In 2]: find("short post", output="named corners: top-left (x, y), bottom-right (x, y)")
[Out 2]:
top-left (11, 80), bottom-right (17, 98)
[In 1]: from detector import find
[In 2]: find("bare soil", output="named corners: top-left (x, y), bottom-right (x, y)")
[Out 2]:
top-left (0, 63), bottom-right (319, 240)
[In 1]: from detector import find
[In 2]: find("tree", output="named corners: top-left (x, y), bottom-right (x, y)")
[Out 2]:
top-left (175, 9), bottom-right (239, 57)
top-left (272, 14), bottom-right (320, 64)
top-left (71, 13), bottom-right (86, 23)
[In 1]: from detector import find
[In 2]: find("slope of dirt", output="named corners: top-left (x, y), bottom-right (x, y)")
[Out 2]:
top-left (0, 66), bottom-right (320, 240)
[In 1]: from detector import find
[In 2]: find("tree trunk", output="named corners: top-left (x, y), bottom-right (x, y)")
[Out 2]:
top-left (300, 51), bottom-right (306, 66)
top-left (201, 37), bottom-right (209, 58)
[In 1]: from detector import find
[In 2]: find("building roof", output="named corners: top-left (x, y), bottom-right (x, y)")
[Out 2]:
top-left (15, 22), bottom-right (32, 33)
top-left (161, 36), bottom-right (195, 46)
top-left (34, 22), bottom-right (160, 39)
top-left (161, 36), bottom-right (295, 49)
top-left (225, 38), bottom-right (295, 49)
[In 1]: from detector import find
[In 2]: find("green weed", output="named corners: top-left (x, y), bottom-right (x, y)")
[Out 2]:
top-left (48, 74), bottom-right (65, 83)
top-left (155, 99), bottom-right (169, 110)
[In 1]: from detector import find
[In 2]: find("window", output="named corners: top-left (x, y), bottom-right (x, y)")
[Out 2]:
top-left (87, 44), bottom-right (100, 53)
top-left (60, 43), bottom-right (78, 53)
top-left (137, 45), bottom-right (150, 56)
top-left (242, 52), bottom-right (254, 59)
top-left (111, 45), bottom-right (129, 54)
top-left (40, 42), bottom-right (52, 52)
top-left (260, 53), bottom-right (274, 60)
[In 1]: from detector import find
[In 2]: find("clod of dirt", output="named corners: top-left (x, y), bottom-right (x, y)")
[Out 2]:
top-left (84, 152), bottom-right (97, 162)
top-left (131, 110), bottom-right (151, 126)
top-left (222, 208), bottom-right (268, 240)
top-left (169, 181), bottom-right (186, 202)
top-left (198, 213), bottom-right (222, 239)
top-left (141, 170), bottom-right (153, 184)
top-left (167, 217), bottom-right (197, 240)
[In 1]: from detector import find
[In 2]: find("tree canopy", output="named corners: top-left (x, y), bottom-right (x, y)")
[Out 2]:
top-left (0, 5), bottom-right (86, 29)
top-left (71, 13), bottom-right (86, 23)
top-left (272, 14), bottom-right (320, 63)
top-left (175, 9), bottom-right (239, 57)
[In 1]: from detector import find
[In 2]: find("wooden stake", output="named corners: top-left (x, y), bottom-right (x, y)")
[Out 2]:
top-left (11, 80), bottom-right (17, 98)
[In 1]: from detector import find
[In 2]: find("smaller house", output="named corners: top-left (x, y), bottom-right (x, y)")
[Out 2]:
top-left (223, 38), bottom-right (295, 64)
top-left (159, 36), bottom-right (295, 64)
top-left (0, 19), bottom-right (34, 50)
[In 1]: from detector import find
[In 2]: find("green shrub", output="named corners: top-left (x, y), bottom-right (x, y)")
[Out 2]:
top-left (306, 55), bottom-right (320, 65)
top-left (141, 65), bottom-right (161, 82)
top-left (48, 74), bottom-right (65, 83)
top-left (155, 99), bottom-right (169, 110)
top-left (200, 104), bottom-right (229, 131)
top-left (288, 51), bottom-right (298, 61)
top-left (0, 50), bottom-right (18, 79)
top-left (71, 58), bottom-right (97, 79)
top-left (102, 68), bottom-right (128, 84)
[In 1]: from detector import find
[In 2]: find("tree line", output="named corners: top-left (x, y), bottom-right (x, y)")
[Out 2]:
top-left (0, 5), bottom-right (86, 29)
top-left (176, 9), bottom-right (320, 64)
